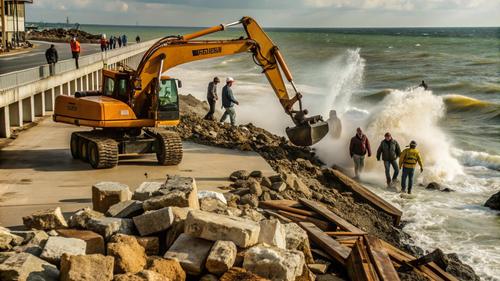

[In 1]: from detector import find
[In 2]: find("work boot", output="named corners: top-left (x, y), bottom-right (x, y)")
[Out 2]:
top-left (386, 179), bottom-right (391, 188)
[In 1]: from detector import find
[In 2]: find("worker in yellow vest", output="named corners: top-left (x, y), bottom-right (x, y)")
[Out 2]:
top-left (399, 140), bottom-right (423, 194)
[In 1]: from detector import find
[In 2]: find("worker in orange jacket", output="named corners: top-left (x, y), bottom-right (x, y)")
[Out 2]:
top-left (70, 37), bottom-right (81, 69)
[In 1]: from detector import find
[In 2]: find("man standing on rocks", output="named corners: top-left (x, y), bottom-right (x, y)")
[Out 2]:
top-left (376, 132), bottom-right (401, 188)
top-left (204, 77), bottom-right (220, 120)
top-left (349, 127), bottom-right (371, 179)
top-left (45, 44), bottom-right (58, 76)
top-left (220, 77), bottom-right (239, 126)
top-left (70, 37), bottom-right (81, 69)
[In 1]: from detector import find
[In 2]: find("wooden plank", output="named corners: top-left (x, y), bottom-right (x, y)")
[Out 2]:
top-left (299, 198), bottom-right (363, 233)
top-left (262, 209), bottom-right (292, 223)
top-left (346, 237), bottom-right (379, 281)
top-left (325, 231), bottom-right (366, 236)
top-left (259, 200), bottom-right (318, 217)
top-left (330, 169), bottom-right (402, 225)
top-left (261, 199), bottom-right (304, 208)
top-left (365, 235), bottom-right (400, 281)
top-left (277, 210), bottom-right (331, 231)
top-left (299, 222), bottom-right (351, 266)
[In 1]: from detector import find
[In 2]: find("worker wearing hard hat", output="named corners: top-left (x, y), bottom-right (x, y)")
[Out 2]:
top-left (399, 140), bottom-right (423, 194)
top-left (220, 77), bottom-right (239, 126)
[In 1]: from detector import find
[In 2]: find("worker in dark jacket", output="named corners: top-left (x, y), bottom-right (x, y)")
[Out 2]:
top-left (45, 44), bottom-right (58, 75)
top-left (376, 132), bottom-right (401, 187)
top-left (220, 77), bottom-right (239, 126)
top-left (349, 127), bottom-right (371, 179)
top-left (204, 77), bottom-right (220, 120)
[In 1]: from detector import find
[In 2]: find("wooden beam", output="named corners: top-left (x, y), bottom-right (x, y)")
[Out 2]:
top-left (365, 235), bottom-right (400, 281)
top-left (262, 209), bottom-right (292, 223)
top-left (277, 210), bottom-right (331, 231)
top-left (299, 222), bottom-right (351, 266)
top-left (325, 231), bottom-right (367, 236)
top-left (299, 198), bottom-right (363, 233)
top-left (259, 200), bottom-right (318, 217)
top-left (346, 237), bottom-right (379, 281)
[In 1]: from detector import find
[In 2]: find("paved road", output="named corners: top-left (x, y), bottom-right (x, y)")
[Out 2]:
top-left (0, 41), bottom-right (102, 75)
top-left (0, 117), bottom-right (274, 227)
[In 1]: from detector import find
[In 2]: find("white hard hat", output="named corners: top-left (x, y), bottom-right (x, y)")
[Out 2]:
top-left (226, 77), bottom-right (235, 83)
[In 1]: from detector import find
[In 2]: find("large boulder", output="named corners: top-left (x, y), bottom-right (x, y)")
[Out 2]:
top-left (0, 252), bottom-right (59, 281)
top-left (133, 207), bottom-right (174, 236)
top-left (133, 182), bottom-right (163, 201)
top-left (60, 253), bottom-right (114, 281)
top-left (56, 229), bottom-right (105, 254)
top-left (205, 240), bottom-right (237, 275)
top-left (485, 191), bottom-right (500, 210)
top-left (68, 208), bottom-right (104, 229)
top-left (107, 200), bottom-right (143, 218)
top-left (243, 244), bottom-right (305, 281)
top-left (22, 207), bottom-right (68, 230)
top-left (40, 236), bottom-right (87, 264)
top-left (164, 233), bottom-right (213, 275)
top-left (184, 210), bottom-right (260, 248)
top-left (143, 176), bottom-right (199, 210)
top-left (107, 234), bottom-right (147, 274)
top-left (86, 217), bottom-right (135, 240)
top-left (92, 182), bottom-right (132, 213)
top-left (145, 256), bottom-right (186, 281)
top-left (258, 219), bottom-right (286, 249)
top-left (113, 270), bottom-right (165, 281)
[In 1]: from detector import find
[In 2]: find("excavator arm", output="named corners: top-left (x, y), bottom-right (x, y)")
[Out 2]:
top-left (133, 17), bottom-right (329, 146)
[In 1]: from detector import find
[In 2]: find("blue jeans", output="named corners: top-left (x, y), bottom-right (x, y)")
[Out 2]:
top-left (383, 160), bottom-right (399, 184)
top-left (220, 107), bottom-right (236, 126)
top-left (401, 167), bottom-right (415, 194)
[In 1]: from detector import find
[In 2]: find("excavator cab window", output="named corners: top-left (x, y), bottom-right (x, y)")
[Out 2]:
top-left (156, 79), bottom-right (179, 121)
top-left (103, 77), bottom-right (115, 97)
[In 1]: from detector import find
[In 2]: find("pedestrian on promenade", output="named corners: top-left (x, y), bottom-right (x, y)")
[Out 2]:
top-left (349, 127), bottom-right (371, 179)
top-left (117, 36), bottom-right (122, 48)
top-left (399, 140), bottom-right (423, 194)
top-left (122, 35), bottom-right (128, 47)
top-left (45, 44), bottom-right (58, 76)
top-left (376, 132), bottom-right (401, 188)
top-left (70, 37), bottom-right (81, 69)
top-left (136, 35), bottom-right (141, 43)
top-left (109, 36), bottom-right (115, 50)
top-left (100, 35), bottom-right (108, 52)
top-left (204, 77), bottom-right (220, 120)
top-left (220, 77), bottom-right (239, 126)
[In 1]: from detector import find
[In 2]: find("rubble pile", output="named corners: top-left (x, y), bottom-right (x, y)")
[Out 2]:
top-left (27, 28), bottom-right (101, 43)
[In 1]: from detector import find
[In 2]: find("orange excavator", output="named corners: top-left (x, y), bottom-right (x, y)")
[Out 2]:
top-left (53, 17), bottom-right (329, 169)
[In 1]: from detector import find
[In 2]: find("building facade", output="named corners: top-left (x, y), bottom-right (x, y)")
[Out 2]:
top-left (1, 0), bottom-right (32, 50)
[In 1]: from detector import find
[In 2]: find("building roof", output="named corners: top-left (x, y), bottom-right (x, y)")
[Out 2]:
top-left (5, 0), bottom-right (33, 3)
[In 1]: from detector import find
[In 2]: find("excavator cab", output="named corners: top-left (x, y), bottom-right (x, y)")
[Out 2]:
top-left (156, 77), bottom-right (180, 122)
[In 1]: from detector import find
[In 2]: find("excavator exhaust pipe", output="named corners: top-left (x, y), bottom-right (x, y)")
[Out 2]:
top-left (286, 117), bottom-right (329, 146)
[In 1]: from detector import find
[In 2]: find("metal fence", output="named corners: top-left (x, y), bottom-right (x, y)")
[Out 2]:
top-left (0, 39), bottom-right (157, 91)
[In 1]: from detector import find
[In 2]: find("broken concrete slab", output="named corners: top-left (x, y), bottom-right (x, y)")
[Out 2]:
top-left (184, 210), bottom-right (261, 248)
top-left (60, 253), bottom-right (114, 281)
top-left (145, 256), bottom-right (186, 281)
top-left (283, 223), bottom-right (314, 264)
top-left (136, 236), bottom-right (160, 256)
top-left (206, 240), bottom-right (237, 275)
top-left (22, 207), bottom-right (68, 230)
top-left (86, 217), bottom-right (135, 240)
top-left (198, 190), bottom-right (227, 205)
top-left (133, 207), bottom-right (174, 236)
top-left (106, 200), bottom-right (143, 218)
top-left (258, 219), bottom-right (286, 249)
top-left (40, 236), bottom-right (87, 264)
top-left (56, 229), bottom-right (105, 255)
top-left (0, 252), bottom-right (59, 281)
top-left (164, 233), bottom-right (213, 275)
top-left (107, 234), bottom-right (147, 274)
top-left (68, 208), bottom-right (104, 229)
top-left (243, 244), bottom-right (305, 281)
top-left (133, 182), bottom-right (163, 201)
top-left (143, 176), bottom-right (199, 211)
top-left (92, 182), bottom-right (132, 213)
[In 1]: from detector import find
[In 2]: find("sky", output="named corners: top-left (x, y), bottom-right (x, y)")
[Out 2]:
top-left (28, 0), bottom-right (500, 27)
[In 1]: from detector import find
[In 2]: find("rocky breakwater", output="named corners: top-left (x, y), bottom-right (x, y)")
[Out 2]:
top-left (27, 28), bottom-right (101, 43)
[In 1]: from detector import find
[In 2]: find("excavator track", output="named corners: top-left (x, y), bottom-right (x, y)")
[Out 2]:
top-left (156, 131), bottom-right (183, 166)
top-left (71, 131), bottom-right (119, 169)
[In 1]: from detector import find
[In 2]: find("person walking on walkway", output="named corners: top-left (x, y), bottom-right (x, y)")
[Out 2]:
top-left (349, 127), bottom-right (371, 179)
top-left (399, 140), bottom-right (423, 194)
top-left (204, 77), bottom-right (220, 120)
top-left (136, 35), bottom-right (141, 43)
top-left (70, 37), bottom-right (81, 69)
top-left (45, 44), bottom-right (58, 76)
top-left (220, 77), bottom-right (239, 126)
top-left (100, 35), bottom-right (108, 52)
top-left (376, 132), bottom-right (401, 187)
top-left (122, 35), bottom-right (128, 47)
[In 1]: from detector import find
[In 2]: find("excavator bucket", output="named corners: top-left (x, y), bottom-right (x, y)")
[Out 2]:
top-left (286, 117), bottom-right (329, 146)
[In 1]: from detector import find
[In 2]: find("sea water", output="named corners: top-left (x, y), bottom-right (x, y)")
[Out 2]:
top-left (78, 24), bottom-right (500, 280)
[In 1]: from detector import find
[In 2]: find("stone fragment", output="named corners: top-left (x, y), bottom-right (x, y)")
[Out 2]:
top-left (136, 236), bottom-right (160, 256)
top-left (107, 234), bottom-right (147, 274)
top-left (268, 175), bottom-right (283, 183)
top-left (0, 252), bottom-right (59, 281)
top-left (164, 233), bottom-right (213, 275)
top-left (226, 207), bottom-right (243, 217)
top-left (200, 274), bottom-right (219, 281)
top-left (250, 170), bottom-right (263, 178)
top-left (240, 194), bottom-right (259, 208)
top-left (60, 253), bottom-right (114, 281)
top-left (270, 182), bottom-right (286, 192)
top-left (296, 264), bottom-right (316, 281)
top-left (283, 223), bottom-right (314, 264)
top-left (243, 244), bottom-right (305, 281)
top-left (40, 236), bottom-right (86, 264)
top-left (200, 197), bottom-right (228, 214)
top-left (230, 170), bottom-right (249, 181)
top-left (86, 217), bottom-right (135, 240)
top-left (240, 206), bottom-right (265, 222)
top-left (47, 230), bottom-right (59, 236)
top-left (258, 219), bottom-right (286, 249)
top-left (22, 207), bottom-right (68, 230)
top-left (113, 270), bottom-right (165, 281)
top-left (146, 256), bottom-right (186, 281)
top-left (68, 208), bottom-right (104, 229)
top-left (133, 207), bottom-right (174, 236)
top-left (308, 263), bottom-right (328, 274)
top-left (184, 210), bottom-right (260, 248)
top-left (107, 200), bottom-right (143, 218)
top-left (56, 229), bottom-right (105, 254)
top-left (260, 192), bottom-right (272, 202)
top-left (206, 240), bottom-right (237, 275)
top-left (133, 182), bottom-right (163, 201)
top-left (290, 177), bottom-right (312, 197)
top-left (219, 267), bottom-right (269, 281)
top-left (260, 177), bottom-right (272, 188)
top-left (11, 230), bottom-right (49, 256)
top-left (224, 193), bottom-right (240, 207)
top-left (144, 176), bottom-right (199, 210)
top-left (249, 180), bottom-right (263, 197)
top-left (198, 190), bottom-right (227, 204)
top-left (0, 228), bottom-right (23, 251)
top-left (92, 182), bottom-right (132, 213)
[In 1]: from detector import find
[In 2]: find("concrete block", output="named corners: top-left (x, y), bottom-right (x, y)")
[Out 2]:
top-left (92, 181), bottom-right (131, 213)
top-left (60, 253), bottom-right (114, 281)
top-left (243, 244), bottom-right (305, 281)
top-left (40, 236), bottom-right (87, 264)
top-left (206, 240), bottom-right (237, 275)
top-left (86, 217), bottom-right (135, 240)
top-left (132, 182), bottom-right (162, 201)
top-left (107, 200), bottom-right (143, 218)
top-left (136, 236), bottom-right (160, 256)
top-left (184, 210), bottom-right (260, 248)
top-left (22, 207), bottom-right (68, 230)
top-left (164, 233), bottom-right (213, 275)
top-left (68, 208), bottom-right (104, 229)
top-left (145, 256), bottom-right (186, 281)
top-left (258, 219), bottom-right (286, 249)
top-left (107, 234), bottom-right (147, 274)
top-left (0, 252), bottom-right (59, 281)
top-left (0, 227), bottom-right (23, 251)
top-left (143, 176), bottom-right (199, 210)
top-left (56, 229), bottom-right (105, 254)
top-left (284, 223), bottom-right (314, 264)
top-left (133, 207), bottom-right (174, 236)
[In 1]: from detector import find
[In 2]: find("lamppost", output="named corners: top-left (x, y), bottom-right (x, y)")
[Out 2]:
top-left (0, 0), bottom-right (7, 51)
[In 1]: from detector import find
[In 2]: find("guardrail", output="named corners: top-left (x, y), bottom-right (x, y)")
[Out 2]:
top-left (0, 39), bottom-right (158, 91)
